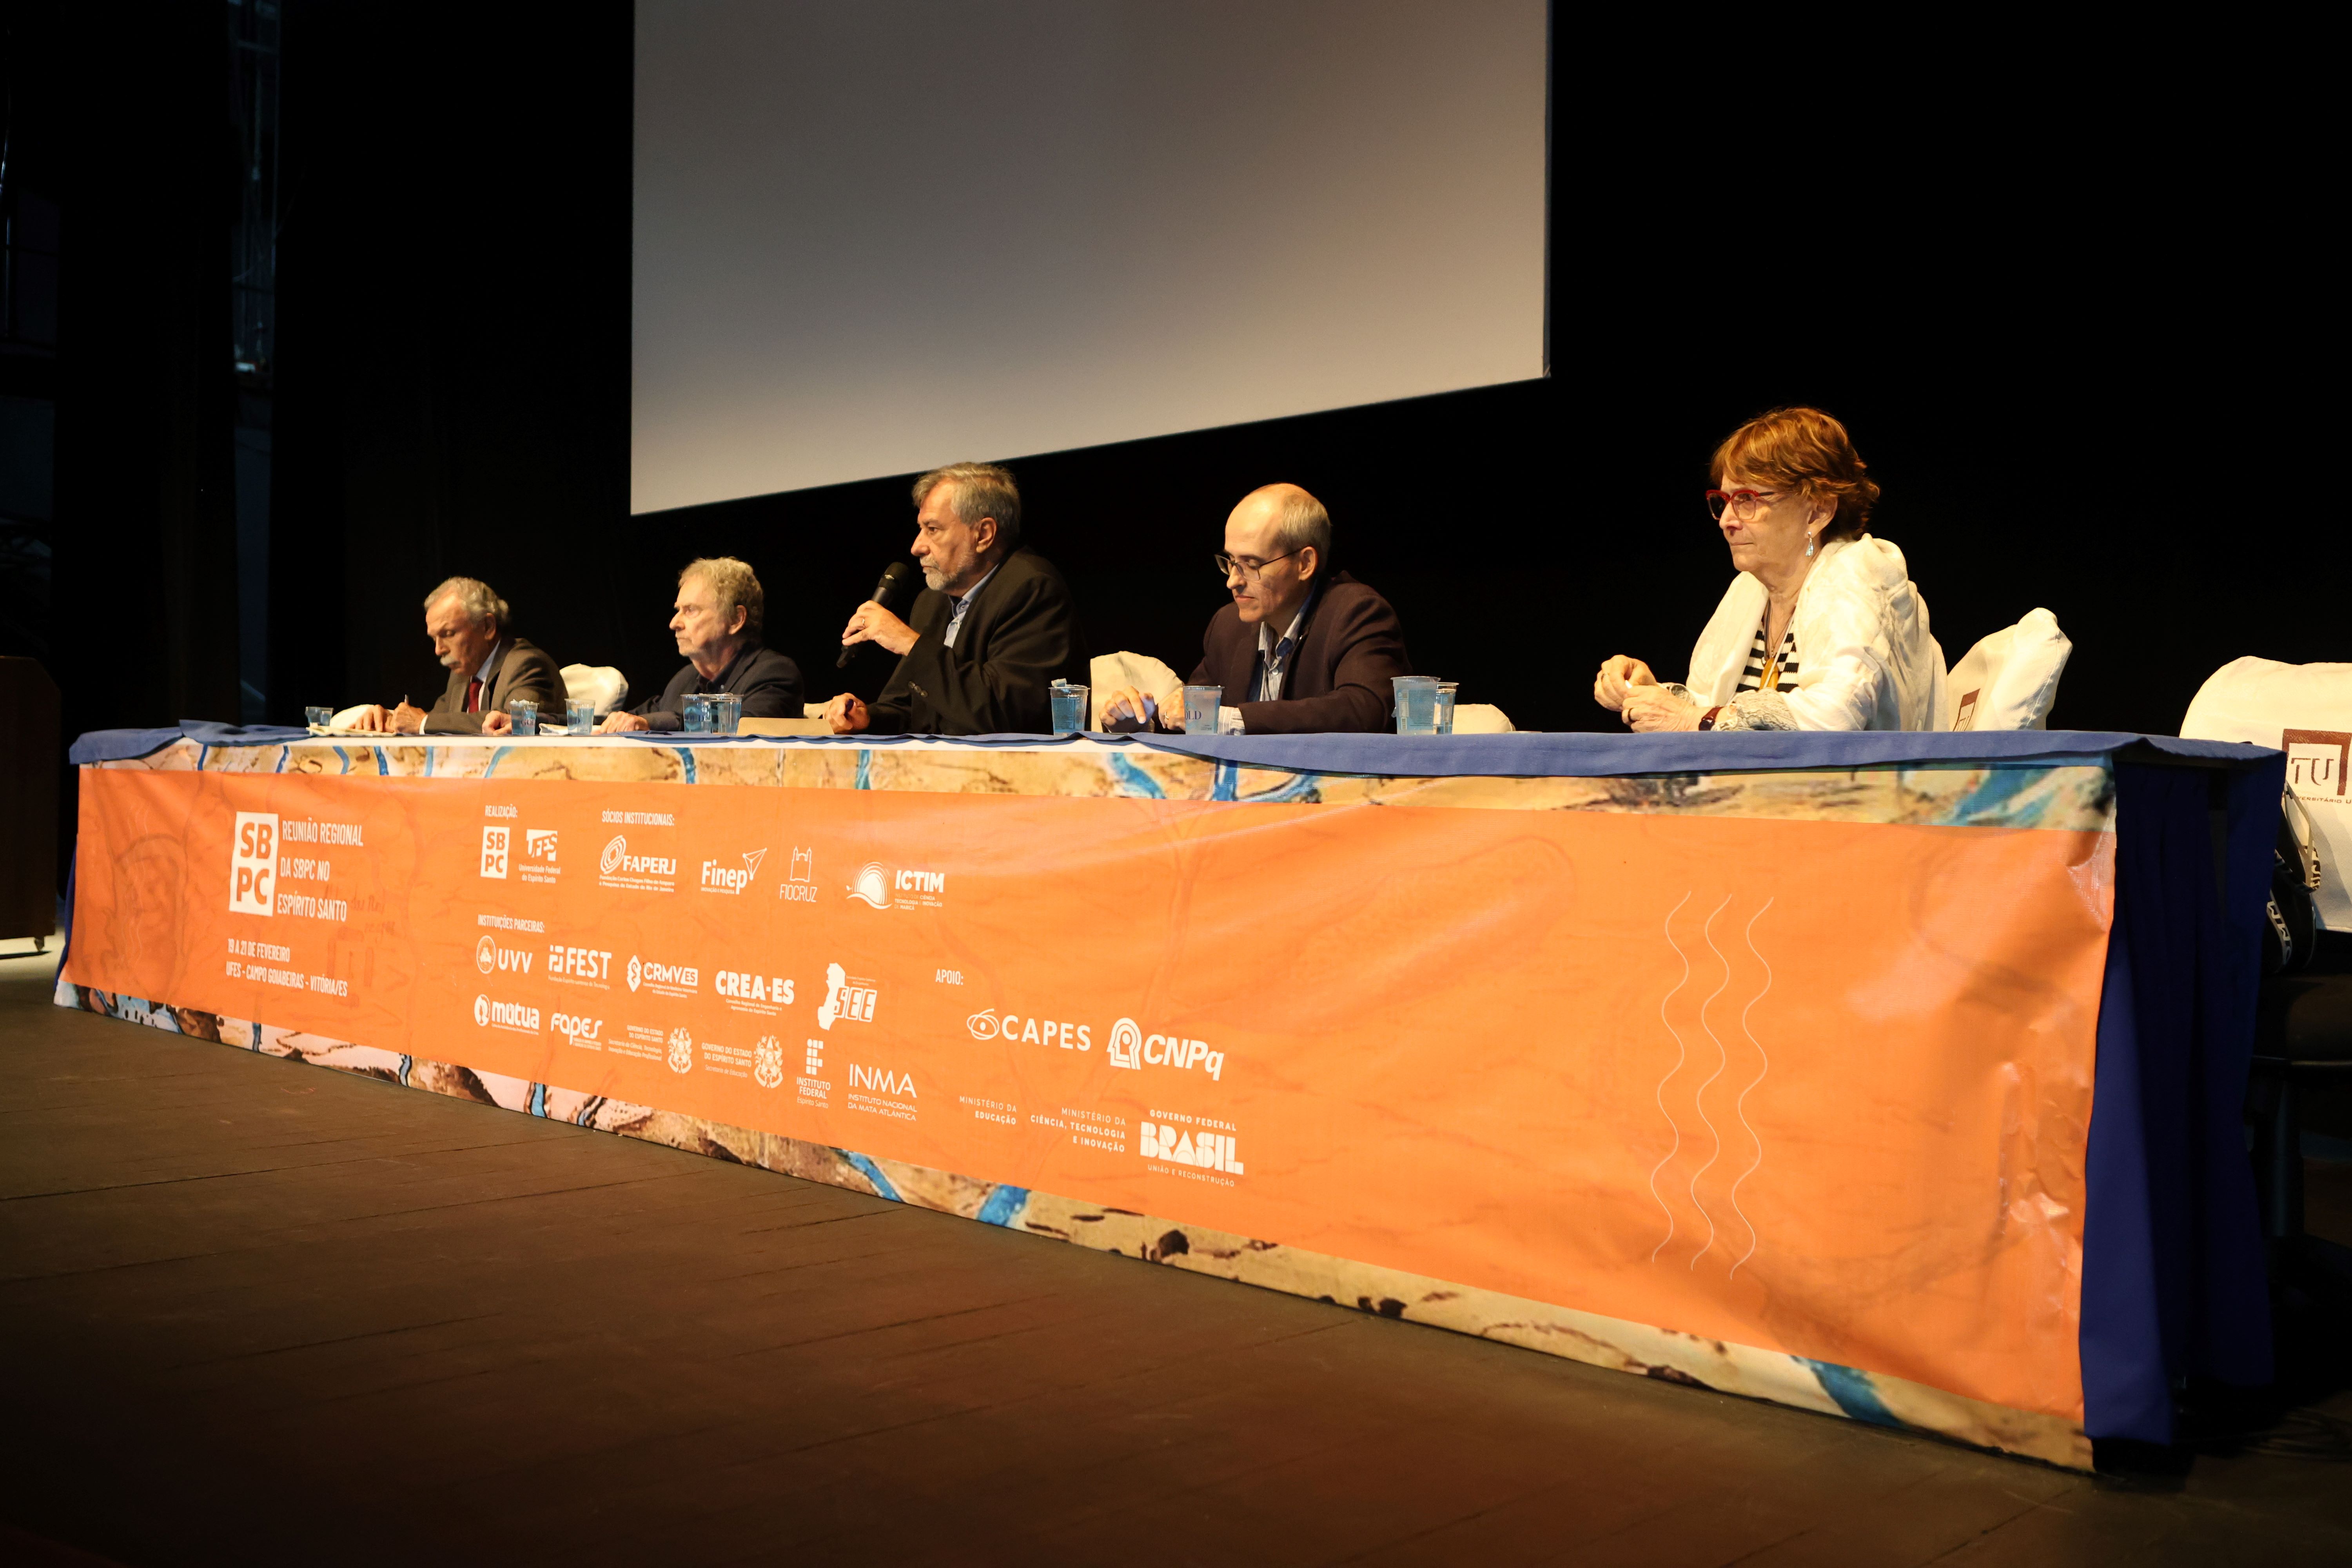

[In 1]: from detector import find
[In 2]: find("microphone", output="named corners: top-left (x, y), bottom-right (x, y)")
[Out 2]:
top-left (836, 561), bottom-right (916, 668)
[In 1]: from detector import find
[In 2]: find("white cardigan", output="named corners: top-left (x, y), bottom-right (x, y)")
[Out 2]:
top-left (1683, 535), bottom-right (1946, 731)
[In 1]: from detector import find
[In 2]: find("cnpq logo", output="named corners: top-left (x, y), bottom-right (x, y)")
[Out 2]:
top-left (1107, 1018), bottom-right (1226, 1081)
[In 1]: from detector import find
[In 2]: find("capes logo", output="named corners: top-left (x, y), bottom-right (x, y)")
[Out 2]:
top-left (701, 848), bottom-right (767, 895)
top-left (1140, 1120), bottom-right (1244, 1175)
top-left (965, 1008), bottom-right (1091, 1050)
top-left (753, 1036), bottom-right (786, 1089)
top-left (1107, 1018), bottom-right (1226, 1082)
top-left (473, 994), bottom-right (541, 1032)
top-left (551, 1011), bottom-right (603, 1043)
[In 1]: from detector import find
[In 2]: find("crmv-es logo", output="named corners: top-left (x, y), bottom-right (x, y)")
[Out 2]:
top-left (965, 1008), bottom-right (1092, 1051)
top-left (815, 963), bottom-right (878, 1030)
top-left (1107, 1018), bottom-right (1227, 1081)
top-left (1139, 1120), bottom-right (1245, 1175)
top-left (474, 935), bottom-right (535, 976)
top-left (846, 863), bottom-right (946, 910)
top-left (626, 955), bottom-right (699, 995)
top-left (701, 848), bottom-right (766, 895)
top-left (473, 995), bottom-right (541, 1034)
top-left (550, 1011), bottom-right (603, 1045)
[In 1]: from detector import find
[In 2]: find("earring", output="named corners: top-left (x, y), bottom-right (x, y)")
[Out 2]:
top-left (1804, 533), bottom-right (1816, 558)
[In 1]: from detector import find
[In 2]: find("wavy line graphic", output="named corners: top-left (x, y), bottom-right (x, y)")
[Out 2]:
top-left (1728, 899), bottom-right (1775, 1279)
top-left (1686, 896), bottom-right (1735, 1270)
top-left (1646, 891), bottom-right (1694, 1263)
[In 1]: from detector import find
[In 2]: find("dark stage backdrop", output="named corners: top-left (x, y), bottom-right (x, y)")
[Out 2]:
top-left (42, 2), bottom-right (2344, 790)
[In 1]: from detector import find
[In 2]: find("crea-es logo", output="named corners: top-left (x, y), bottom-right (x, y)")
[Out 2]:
top-left (1139, 1120), bottom-right (1244, 1175)
top-left (600, 835), bottom-right (677, 879)
top-left (715, 970), bottom-right (794, 1004)
top-left (701, 848), bottom-right (766, 894)
top-left (1107, 1018), bottom-right (1226, 1082)
top-left (965, 1008), bottom-right (1091, 1050)
top-left (230, 811), bottom-right (279, 916)
top-left (550, 1011), bottom-right (603, 1044)
top-left (472, 994), bottom-right (541, 1033)
top-left (846, 862), bottom-right (946, 911)
top-left (666, 1027), bottom-right (694, 1074)
top-left (815, 963), bottom-right (878, 1030)
top-left (626, 955), bottom-right (700, 993)
top-left (474, 935), bottom-right (535, 976)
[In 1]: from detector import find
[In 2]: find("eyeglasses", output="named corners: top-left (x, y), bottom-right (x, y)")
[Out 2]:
top-left (1214, 549), bottom-right (1300, 581)
top-left (1706, 488), bottom-right (1787, 522)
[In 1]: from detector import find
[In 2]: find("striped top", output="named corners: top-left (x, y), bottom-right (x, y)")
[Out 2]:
top-left (1738, 619), bottom-right (1800, 694)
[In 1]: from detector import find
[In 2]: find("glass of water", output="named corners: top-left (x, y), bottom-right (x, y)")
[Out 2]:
top-left (566, 698), bottom-right (595, 735)
top-left (682, 694), bottom-right (710, 734)
top-left (305, 705), bottom-right (332, 730)
top-left (506, 698), bottom-right (539, 737)
top-left (1437, 682), bottom-right (1458, 734)
top-left (1392, 676), bottom-right (1439, 735)
top-left (713, 692), bottom-right (742, 734)
top-left (1183, 684), bottom-right (1222, 735)
top-left (1049, 681), bottom-right (1089, 735)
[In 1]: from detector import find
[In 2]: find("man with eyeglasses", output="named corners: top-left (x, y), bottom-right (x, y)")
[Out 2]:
top-left (1099, 483), bottom-right (1408, 734)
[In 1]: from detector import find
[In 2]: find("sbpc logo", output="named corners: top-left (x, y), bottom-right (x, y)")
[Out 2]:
top-left (230, 811), bottom-right (279, 915)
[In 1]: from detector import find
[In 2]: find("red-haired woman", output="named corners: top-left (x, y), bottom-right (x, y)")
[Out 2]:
top-left (1594, 407), bottom-right (1945, 732)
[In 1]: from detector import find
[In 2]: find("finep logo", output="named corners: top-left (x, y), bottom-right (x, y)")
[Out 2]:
top-left (480, 826), bottom-right (510, 879)
top-left (701, 848), bottom-right (767, 895)
top-left (230, 811), bottom-right (278, 916)
top-left (1107, 1018), bottom-right (1225, 1081)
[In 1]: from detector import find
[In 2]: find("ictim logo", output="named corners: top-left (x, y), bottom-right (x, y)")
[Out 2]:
top-left (1140, 1120), bottom-right (1244, 1174)
top-left (846, 862), bottom-right (946, 910)
top-left (847, 862), bottom-right (891, 909)
top-left (701, 848), bottom-right (766, 894)
top-left (1107, 1018), bottom-right (1225, 1081)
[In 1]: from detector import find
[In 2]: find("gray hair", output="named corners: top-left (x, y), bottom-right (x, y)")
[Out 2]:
top-left (424, 576), bottom-right (508, 631)
top-left (1251, 483), bottom-right (1332, 563)
top-left (680, 556), bottom-right (763, 637)
top-left (911, 461), bottom-right (1022, 552)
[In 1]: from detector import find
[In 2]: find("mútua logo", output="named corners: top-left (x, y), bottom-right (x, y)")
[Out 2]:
top-left (230, 811), bottom-right (279, 916)
top-left (550, 1011), bottom-right (603, 1044)
top-left (1107, 1018), bottom-right (1226, 1081)
top-left (701, 848), bottom-right (767, 895)
top-left (1140, 1120), bottom-right (1244, 1175)
top-left (753, 1036), bottom-right (785, 1089)
top-left (474, 936), bottom-right (535, 977)
top-left (815, 963), bottom-right (878, 1030)
top-left (474, 995), bottom-right (541, 1033)
top-left (666, 1027), bottom-right (694, 1074)
top-left (968, 1007), bottom-right (1091, 1050)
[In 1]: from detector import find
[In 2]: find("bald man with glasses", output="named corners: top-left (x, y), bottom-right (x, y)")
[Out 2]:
top-left (1098, 483), bottom-right (1410, 734)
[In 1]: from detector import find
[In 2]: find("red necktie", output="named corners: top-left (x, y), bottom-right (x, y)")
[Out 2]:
top-left (466, 678), bottom-right (483, 713)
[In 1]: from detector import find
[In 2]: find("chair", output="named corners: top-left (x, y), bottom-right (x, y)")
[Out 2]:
top-left (1089, 652), bottom-right (1185, 730)
top-left (1450, 703), bottom-right (1515, 733)
top-left (1943, 608), bottom-right (2071, 731)
top-left (560, 664), bottom-right (630, 717)
top-left (2183, 658), bottom-right (2352, 932)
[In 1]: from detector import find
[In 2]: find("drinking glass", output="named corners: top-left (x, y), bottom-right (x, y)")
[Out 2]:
top-left (1183, 685), bottom-right (1223, 735)
top-left (682, 694), bottom-right (711, 734)
top-left (1437, 682), bottom-right (1459, 735)
top-left (506, 698), bottom-right (539, 737)
top-left (1392, 676), bottom-right (1439, 735)
top-left (566, 698), bottom-right (595, 735)
top-left (713, 692), bottom-right (742, 735)
top-left (305, 705), bottom-right (332, 729)
top-left (1049, 681), bottom-right (1089, 735)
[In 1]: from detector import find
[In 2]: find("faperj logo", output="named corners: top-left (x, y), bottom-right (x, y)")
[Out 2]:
top-left (1107, 1018), bottom-right (1226, 1081)
top-left (601, 835), bottom-right (676, 881)
top-left (701, 848), bottom-right (767, 894)
top-left (230, 811), bottom-right (278, 916)
top-left (1140, 1120), bottom-right (1244, 1175)
top-left (847, 862), bottom-right (946, 910)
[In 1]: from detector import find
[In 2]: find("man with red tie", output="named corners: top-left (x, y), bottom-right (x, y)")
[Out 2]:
top-left (352, 577), bottom-right (563, 735)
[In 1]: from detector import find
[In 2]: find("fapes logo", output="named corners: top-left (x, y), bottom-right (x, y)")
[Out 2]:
top-left (551, 1011), bottom-right (603, 1045)
top-left (230, 812), bottom-right (278, 915)
top-left (1107, 1018), bottom-right (1226, 1082)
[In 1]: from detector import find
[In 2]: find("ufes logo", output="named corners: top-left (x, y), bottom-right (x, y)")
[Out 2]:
top-left (230, 811), bottom-right (279, 915)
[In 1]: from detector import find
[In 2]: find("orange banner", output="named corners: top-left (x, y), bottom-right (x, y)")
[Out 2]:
top-left (67, 766), bottom-right (2112, 1420)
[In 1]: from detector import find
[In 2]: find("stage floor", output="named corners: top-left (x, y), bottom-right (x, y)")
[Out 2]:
top-left (4, 953), bottom-right (2349, 1567)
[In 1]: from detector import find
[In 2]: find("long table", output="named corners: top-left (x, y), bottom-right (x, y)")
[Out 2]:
top-left (56, 723), bottom-right (2283, 1468)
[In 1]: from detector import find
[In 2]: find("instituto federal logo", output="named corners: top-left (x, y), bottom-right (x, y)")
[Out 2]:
top-left (753, 1036), bottom-right (785, 1089)
top-left (666, 1027), bottom-right (694, 1074)
top-left (1107, 1017), bottom-right (1225, 1081)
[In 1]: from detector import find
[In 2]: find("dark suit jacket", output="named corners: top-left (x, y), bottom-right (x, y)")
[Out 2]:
top-left (635, 642), bottom-right (805, 732)
top-left (423, 636), bottom-right (564, 735)
top-left (1189, 572), bottom-right (1408, 734)
top-left (868, 549), bottom-right (1086, 735)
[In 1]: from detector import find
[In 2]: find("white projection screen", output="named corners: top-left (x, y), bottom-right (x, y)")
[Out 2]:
top-left (632, 1), bottom-right (1548, 515)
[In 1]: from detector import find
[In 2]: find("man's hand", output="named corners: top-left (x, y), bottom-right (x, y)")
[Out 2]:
top-left (348, 704), bottom-right (392, 733)
top-left (841, 600), bottom-right (918, 659)
top-left (1096, 685), bottom-right (1177, 731)
top-left (389, 702), bottom-right (427, 735)
top-left (481, 710), bottom-right (513, 736)
top-left (826, 693), bottom-right (871, 734)
top-left (596, 710), bottom-right (651, 734)
top-left (1621, 685), bottom-right (1704, 733)
top-left (1593, 655), bottom-right (1657, 713)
